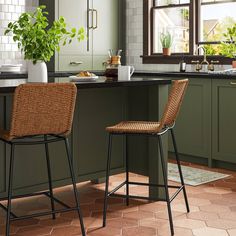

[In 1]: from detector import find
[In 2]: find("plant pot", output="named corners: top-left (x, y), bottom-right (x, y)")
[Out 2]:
top-left (28, 61), bottom-right (48, 83)
top-left (162, 48), bottom-right (171, 56)
top-left (232, 60), bottom-right (236, 68)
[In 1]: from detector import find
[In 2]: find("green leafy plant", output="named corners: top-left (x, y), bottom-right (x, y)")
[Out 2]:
top-left (219, 23), bottom-right (236, 58)
top-left (160, 31), bottom-right (173, 48)
top-left (4, 5), bottom-right (85, 63)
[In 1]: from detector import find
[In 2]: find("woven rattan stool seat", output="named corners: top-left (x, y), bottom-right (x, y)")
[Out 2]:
top-left (106, 121), bottom-right (161, 134)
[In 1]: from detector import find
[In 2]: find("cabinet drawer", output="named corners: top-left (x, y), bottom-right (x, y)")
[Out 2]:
top-left (58, 55), bottom-right (92, 71)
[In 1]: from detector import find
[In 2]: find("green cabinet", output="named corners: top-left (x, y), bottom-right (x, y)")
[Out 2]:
top-left (169, 77), bottom-right (236, 168)
top-left (212, 79), bottom-right (236, 164)
top-left (55, 0), bottom-right (121, 71)
top-left (169, 78), bottom-right (212, 163)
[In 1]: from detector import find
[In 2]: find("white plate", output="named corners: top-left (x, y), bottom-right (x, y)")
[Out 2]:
top-left (0, 64), bottom-right (22, 72)
top-left (69, 75), bottom-right (99, 82)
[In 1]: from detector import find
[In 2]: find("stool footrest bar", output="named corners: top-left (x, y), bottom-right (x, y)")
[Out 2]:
top-left (0, 203), bottom-right (17, 218)
top-left (43, 192), bottom-right (71, 209)
top-left (128, 181), bottom-right (181, 189)
top-left (0, 191), bottom-right (50, 201)
top-left (107, 182), bottom-right (185, 203)
top-left (170, 186), bottom-right (184, 202)
top-left (11, 207), bottom-right (79, 221)
top-left (107, 181), bottom-right (126, 196)
top-left (0, 191), bottom-right (72, 218)
top-left (110, 193), bottom-right (166, 202)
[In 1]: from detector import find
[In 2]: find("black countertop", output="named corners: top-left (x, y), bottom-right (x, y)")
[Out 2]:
top-left (0, 76), bottom-right (171, 93)
top-left (137, 71), bottom-right (236, 79)
top-left (1, 70), bottom-right (236, 79)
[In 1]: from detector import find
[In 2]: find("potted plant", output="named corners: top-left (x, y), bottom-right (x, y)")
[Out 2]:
top-left (160, 31), bottom-right (173, 56)
top-left (220, 23), bottom-right (236, 67)
top-left (4, 5), bottom-right (85, 82)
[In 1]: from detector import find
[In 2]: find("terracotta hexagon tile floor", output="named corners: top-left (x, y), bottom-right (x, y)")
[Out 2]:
top-left (192, 227), bottom-right (229, 236)
top-left (1, 161), bottom-right (236, 235)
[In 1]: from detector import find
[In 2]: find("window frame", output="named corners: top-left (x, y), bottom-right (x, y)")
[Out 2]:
top-left (151, 2), bottom-right (192, 55)
top-left (143, 0), bottom-right (233, 64)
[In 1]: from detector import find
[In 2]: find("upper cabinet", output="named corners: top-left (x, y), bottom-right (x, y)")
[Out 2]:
top-left (55, 0), bottom-right (123, 71)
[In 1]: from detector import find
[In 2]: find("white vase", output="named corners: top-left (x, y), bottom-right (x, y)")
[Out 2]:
top-left (27, 61), bottom-right (48, 83)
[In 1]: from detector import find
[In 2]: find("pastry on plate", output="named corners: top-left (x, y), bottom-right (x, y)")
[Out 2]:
top-left (76, 71), bottom-right (95, 77)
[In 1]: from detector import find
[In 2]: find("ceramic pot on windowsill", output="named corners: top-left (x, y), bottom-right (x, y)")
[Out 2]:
top-left (232, 60), bottom-right (236, 68)
top-left (162, 48), bottom-right (171, 56)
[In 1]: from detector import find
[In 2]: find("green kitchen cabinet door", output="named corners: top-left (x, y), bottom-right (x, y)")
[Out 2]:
top-left (212, 79), bottom-right (236, 164)
top-left (56, 0), bottom-right (93, 71)
top-left (92, 0), bottom-right (119, 70)
top-left (169, 78), bottom-right (212, 161)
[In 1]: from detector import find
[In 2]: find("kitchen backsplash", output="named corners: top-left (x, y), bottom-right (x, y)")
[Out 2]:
top-left (0, 0), bottom-right (38, 69)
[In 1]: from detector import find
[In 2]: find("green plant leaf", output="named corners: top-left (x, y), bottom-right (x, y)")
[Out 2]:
top-left (4, 5), bottom-right (86, 62)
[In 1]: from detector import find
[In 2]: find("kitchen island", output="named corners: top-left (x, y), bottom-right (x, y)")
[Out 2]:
top-left (0, 76), bottom-right (171, 200)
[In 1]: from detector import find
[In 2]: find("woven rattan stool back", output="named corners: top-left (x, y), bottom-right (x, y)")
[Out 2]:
top-left (8, 83), bottom-right (77, 140)
top-left (159, 79), bottom-right (188, 130)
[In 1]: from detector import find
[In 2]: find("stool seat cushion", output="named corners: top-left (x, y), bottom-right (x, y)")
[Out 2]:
top-left (106, 121), bottom-right (161, 134)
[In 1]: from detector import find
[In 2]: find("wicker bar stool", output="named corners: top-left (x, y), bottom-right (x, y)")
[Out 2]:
top-left (103, 79), bottom-right (189, 236)
top-left (0, 83), bottom-right (85, 236)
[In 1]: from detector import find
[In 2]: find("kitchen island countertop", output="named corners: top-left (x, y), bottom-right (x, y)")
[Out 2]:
top-left (1, 70), bottom-right (236, 80)
top-left (0, 76), bottom-right (171, 93)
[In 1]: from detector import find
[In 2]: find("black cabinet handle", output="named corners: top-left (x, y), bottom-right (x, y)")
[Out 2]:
top-left (69, 61), bottom-right (83, 65)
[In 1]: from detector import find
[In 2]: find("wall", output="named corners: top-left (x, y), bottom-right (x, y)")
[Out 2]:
top-left (0, 0), bottom-right (229, 72)
top-left (125, 0), bottom-right (228, 72)
top-left (0, 0), bottom-right (38, 70)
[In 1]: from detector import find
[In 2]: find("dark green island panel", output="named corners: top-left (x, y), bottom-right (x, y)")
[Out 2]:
top-left (0, 76), bottom-right (170, 199)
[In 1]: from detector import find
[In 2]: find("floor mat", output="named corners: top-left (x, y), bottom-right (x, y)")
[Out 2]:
top-left (168, 163), bottom-right (230, 186)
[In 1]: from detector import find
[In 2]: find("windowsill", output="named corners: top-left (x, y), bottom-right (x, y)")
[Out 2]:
top-left (141, 55), bottom-right (233, 64)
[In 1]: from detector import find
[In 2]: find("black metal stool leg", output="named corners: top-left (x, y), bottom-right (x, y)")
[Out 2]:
top-left (64, 138), bottom-right (86, 236)
top-left (125, 135), bottom-right (129, 206)
top-left (103, 133), bottom-right (113, 227)
top-left (158, 136), bottom-right (174, 236)
top-left (170, 129), bottom-right (190, 213)
top-left (44, 135), bottom-right (56, 220)
top-left (6, 144), bottom-right (15, 236)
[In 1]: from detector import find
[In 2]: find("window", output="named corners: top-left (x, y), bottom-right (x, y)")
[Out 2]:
top-left (153, 0), bottom-right (190, 54)
top-left (143, 0), bottom-right (236, 63)
top-left (198, 0), bottom-right (236, 55)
